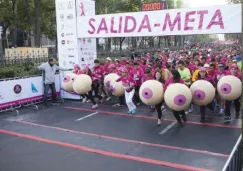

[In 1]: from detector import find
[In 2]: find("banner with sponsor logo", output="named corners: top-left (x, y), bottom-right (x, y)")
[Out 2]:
top-left (56, 0), bottom-right (79, 69)
top-left (0, 75), bottom-right (60, 109)
top-left (76, 0), bottom-right (97, 69)
top-left (77, 4), bottom-right (241, 38)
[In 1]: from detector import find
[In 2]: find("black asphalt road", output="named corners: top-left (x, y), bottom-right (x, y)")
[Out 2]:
top-left (0, 100), bottom-right (241, 171)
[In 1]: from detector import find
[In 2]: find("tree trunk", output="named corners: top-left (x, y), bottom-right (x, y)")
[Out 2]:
top-left (34, 0), bottom-right (41, 47)
top-left (132, 38), bottom-right (137, 49)
top-left (119, 37), bottom-right (125, 51)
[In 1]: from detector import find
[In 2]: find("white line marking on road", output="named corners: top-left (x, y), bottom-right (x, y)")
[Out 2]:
top-left (75, 112), bottom-right (99, 121)
top-left (159, 122), bottom-right (177, 135)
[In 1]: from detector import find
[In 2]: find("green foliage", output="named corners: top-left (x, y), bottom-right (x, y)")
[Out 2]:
top-left (0, 62), bottom-right (42, 79)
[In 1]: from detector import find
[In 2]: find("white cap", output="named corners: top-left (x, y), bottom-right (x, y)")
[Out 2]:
top-left (106, 57), bottom-right (112, 61)
top-left (204, 64), bottom-right (210, 68)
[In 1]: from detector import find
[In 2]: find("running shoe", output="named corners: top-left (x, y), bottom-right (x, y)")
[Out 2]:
top-left (82, 97), bottom-right (87, 103)
top-left (131, 108), bottom-right (136, 114)
top-left (224, 116), bottom-right (231, 121)
top-left (157, 119), bottom-right (162, 125)
top-left (106, 97), bottom-right (112, 101)
top-left (92, 104), bottom-right (98, 109)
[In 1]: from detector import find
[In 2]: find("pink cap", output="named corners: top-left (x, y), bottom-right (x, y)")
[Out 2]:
top-left (109, 64), bottom-right (115, 69)
top-left (74, 64), bottom-right (80, 69)
top-left (231, 64), bottom-right (238, 69)
top-left (121, 68), bottom-right (128, 73)
top-left (199, 67), bottom-right (207, 72)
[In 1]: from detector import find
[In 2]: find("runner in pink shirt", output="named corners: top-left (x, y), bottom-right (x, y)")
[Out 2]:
top-left (73, 64), bottom-right (83, 75)
top-left (114, 68), bottom-right (136, 114)
top-left (131, 62), bottom-right (144, 105)
top-left (224, 64), bottom-right (241, 120)
top-left (164, 70), bottom-right (187, 126)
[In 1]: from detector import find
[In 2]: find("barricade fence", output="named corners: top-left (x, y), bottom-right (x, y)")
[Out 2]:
top-left (222, 134), bottom-right (242, 171)
top-left (0, 74), bottom-right (61, 114)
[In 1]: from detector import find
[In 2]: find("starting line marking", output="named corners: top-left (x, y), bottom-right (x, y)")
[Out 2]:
top-left (159, 122), bottom-right (177, 135)
top-left (75, 112), bottom-right (99, 121)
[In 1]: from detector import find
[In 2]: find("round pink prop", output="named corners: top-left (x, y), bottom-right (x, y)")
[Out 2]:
top-left (217, 75), bottom-right (242, 101)
top-left (62, 73), bottom-right (77, 92)
top-left (139, 80), bottom-right (164, 105)
top-left (190, 80), bottom-right (215, 105)
top-left (164, 83), bottom-right (192, 111)
top-left (73, 74), bottom-right (92, 94)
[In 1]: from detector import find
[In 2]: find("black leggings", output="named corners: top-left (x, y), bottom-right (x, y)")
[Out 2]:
top-left (200, 102), bottom-right (214, 120)
top-left (172, 110), bottom-right (186, 123)
top-left (225, 98), bottom-right (241, 117)
top-left (134, 86), bottom-right (140, 103)
top-left (155, 101), bottom-right (163, 119)
top-left (87, 84), bottom-right (103, 105)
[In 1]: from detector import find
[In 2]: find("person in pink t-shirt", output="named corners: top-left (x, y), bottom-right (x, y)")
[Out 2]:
top-left (196, 67), bottom-right (215, 122)
top-left (131, 62), bottom-right (144, 105)
top-left (224, 64), bottom-right (242, 120)
top-left (215, 63), bottom-right (230, 116)
top-left (164, 70), bottom-right (187, 126)
top-left (73, 64), bottom-right (83, 75)
top-left (114, 68), bottom-right (136, 114)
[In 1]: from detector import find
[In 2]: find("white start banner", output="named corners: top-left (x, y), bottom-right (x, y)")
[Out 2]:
top-left (0, 75), bottom-right (60, 109)
top-left (77, 4), bottom-right (241, 38)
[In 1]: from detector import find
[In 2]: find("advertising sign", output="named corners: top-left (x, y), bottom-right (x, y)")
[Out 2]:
top-left (55, 0), bottom-right (79, 69)
top-left (0, 75), bottom-right (60, 109)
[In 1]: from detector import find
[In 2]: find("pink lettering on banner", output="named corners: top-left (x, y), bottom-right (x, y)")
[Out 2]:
top-left (184, 11), bottom-right (196, 31)
top-left (118, 16), bottom-right (122, 33)
top-left (163, 12), bottom-right (181, 31)
top-left (138, 15), bottom-right (152, 32)
top-left (97, 18), bottom-right (108, 33)
top-left (124, 16), bottom-right (137, 33)
top-left (88, 18), bottom-right (96, 34)
top-left (111, 17), bottom-right (117, 33)
top-left (197, 10), bottom-right (208, 30)
top-left (207, 9), bottom-right (224, 29)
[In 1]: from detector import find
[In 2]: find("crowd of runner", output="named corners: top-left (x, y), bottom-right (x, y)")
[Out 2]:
top-left (72, 44), bottom-right (242, 126)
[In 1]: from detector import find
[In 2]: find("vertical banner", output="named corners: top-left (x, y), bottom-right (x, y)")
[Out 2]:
top-left (55, 0), bottom-right (79, 69)
top-left (76, 0), bottom-right (97, 69)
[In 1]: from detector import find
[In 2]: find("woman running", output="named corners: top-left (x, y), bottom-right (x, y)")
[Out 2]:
top-left (164, 70), bottom-right (187, 126)
top-left (114, 68), bottom-right (136, 114)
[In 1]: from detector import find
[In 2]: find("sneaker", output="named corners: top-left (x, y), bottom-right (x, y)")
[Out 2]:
top-left (161, 105), bottom-right (166, 112)
top-left (113, 103), bottom-right (125, 107)
top-left (106, 97), bottom-right (112, 101)
top-left (82, 97), bottom-right (87, 103)
top-left (177, 122), bottom-right (183, 126)
top-left (131, 109), bottom-right (136, 114)
top-left (218, 109), bottom-right (224, 116)
top-left (86, 100), bottom-right (91, 103)
top-left (137, 103), bottom-right (140, 106)
top-left (157, 119), bottom-right (162, 125)
top-left (185, 109), bottom-right (192, 114)
top-left (92, 104), bottom-right (98, 109)
top-left (128, 110), bottom-right (132, 114)
top-left (224, 116), bottom-right (231, 121)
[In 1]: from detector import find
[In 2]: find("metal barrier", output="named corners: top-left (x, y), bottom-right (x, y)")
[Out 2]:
top-left (222, 134), bottom-right (242, 171)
